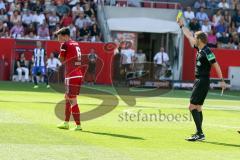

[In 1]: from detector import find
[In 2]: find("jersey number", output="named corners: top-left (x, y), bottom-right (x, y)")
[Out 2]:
top-left (75, 46), bottom-right (81, 60)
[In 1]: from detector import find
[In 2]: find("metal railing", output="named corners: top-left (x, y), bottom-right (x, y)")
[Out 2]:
top-left (112, 61), bottom-right (173, 84)
top-left (101, 0), bottom-right (182, 9)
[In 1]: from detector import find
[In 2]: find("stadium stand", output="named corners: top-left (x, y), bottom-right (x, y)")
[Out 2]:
top-left (183, 0), bottom-right (240, 50)
top-left (0, 0), bottom-right (101, 42)
top-left (106, 0), bottom-right (182, 9)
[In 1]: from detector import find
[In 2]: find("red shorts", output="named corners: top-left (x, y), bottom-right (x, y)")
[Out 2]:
top-left (65, 76), bottom-right (82, 98)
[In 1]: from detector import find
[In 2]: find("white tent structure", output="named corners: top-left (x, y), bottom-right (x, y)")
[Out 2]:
top-left (107, 17), bottom-right (181, 34)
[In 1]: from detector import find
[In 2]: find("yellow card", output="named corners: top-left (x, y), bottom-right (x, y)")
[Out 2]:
top-left (176, 11), bottom-right (183, 21)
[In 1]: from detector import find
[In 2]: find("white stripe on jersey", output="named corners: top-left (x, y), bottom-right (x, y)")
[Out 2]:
top-left (65, 76), bottom-right (83, 80)
top-left (34, 48), bottom-right (45, 66)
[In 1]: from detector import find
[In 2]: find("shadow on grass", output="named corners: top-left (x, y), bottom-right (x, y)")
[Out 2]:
top-left (82, 130), bottom-right (145, 140)
top-left (201, 141), bottom-right (240, 148)
top-left (0, 100), bottom-right (116, 107)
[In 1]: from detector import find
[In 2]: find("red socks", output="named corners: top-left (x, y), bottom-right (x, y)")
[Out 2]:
top-left (65, 100), bottom-right (71, 122)
top-left (71, 104), bottom-right (80, 125)
top-left (65, 100), bottom-right (81, 125)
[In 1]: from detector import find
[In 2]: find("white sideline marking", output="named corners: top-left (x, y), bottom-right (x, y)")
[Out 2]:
top-left (122, 104), bottom-right (240, 112)
top-left (205, 124), bottom-right (240, 129)
top-left (185, 91), bottom-right (240, 98)
top-left (0, 111), bottom-right (32, 124)
top-left (0, 144), bottom-right (131, 160)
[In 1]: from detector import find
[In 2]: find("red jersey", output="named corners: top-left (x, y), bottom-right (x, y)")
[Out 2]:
top-left (59, 40), bottom-right (82, 78)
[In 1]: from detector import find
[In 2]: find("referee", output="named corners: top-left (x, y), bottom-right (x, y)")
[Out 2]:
top-left (177, 19), bottom-right (227, 141)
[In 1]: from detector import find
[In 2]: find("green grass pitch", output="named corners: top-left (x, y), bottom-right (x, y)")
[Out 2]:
top-left (0, 81), bottom-right (239, 160)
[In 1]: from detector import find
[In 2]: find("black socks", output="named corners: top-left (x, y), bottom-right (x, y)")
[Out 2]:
top-left (191, 109), bottom-right (203, 134)
top-left (44, 75), bottom-right (49, 85)
top-left (199, 111), bottom-right (203, 125)
top-left (33, 76), bottom-right (37, 85)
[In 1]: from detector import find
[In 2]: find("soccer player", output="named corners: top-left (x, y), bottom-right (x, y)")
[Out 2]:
top-left (32, 41), bottom-right (49, 88)
top-left (177, 18), bottom-right (227, 141)
top-left (55, 27), bottom-right (82, 131)
top-left (86, 48), bottom-right (97, 85)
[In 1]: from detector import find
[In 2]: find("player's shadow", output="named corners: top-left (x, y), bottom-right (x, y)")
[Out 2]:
top-left (201, 141), bottom-right (240, 148)
top-left (81, 130), bottom-right (145, 140)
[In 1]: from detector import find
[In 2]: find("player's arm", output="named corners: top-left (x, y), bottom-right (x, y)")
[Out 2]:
top-left (206, 50), bottom-right (227, 90)
top-left (212, 62), bottom-right (223, 80)
top-left (212, 62), bottom-right (226, 90)
top-left (177, 18), bottom-right (196, 47)
top-left (59, 43), bottom-right (67, 62)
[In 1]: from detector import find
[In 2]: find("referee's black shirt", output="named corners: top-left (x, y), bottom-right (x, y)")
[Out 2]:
top-left (194, 45), bottom-right (216, 78)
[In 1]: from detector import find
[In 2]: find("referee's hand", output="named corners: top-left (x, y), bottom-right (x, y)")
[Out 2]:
top-left (177, 18), bottom-right (184, 27)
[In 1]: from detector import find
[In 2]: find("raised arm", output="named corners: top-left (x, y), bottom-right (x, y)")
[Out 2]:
top-left (177, 19), bottom-right (196, 47)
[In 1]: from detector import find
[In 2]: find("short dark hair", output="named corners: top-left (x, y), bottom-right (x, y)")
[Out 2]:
top-left (55, 27), bottom-right (70, 36)
top-left (195, 31), bottom-right (208, 44)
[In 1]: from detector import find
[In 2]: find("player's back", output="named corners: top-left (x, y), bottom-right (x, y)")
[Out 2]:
top-left (63, 40), bottom-right (82, 77)
top-left (33, 48), bottom-right (45, 67)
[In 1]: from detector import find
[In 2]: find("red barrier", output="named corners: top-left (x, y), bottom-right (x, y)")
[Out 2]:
top-left (1, 38), bottom-right (239, 82)
top-left (182, 37), bottom-right (195, 81)
top-left (0, 39), bottom-right (114, 84)
top-left (210, 48), bottom-right (240, 78)
top-left (183, 37), bottom-right (240, 81)
top-left (0, 39), bottom-right (14, 81)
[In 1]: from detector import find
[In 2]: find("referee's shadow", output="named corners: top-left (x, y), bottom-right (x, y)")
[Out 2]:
top-left (201, 141), bottom-right (240, 148)
top-left (81, 130), bottom-right (145, 140)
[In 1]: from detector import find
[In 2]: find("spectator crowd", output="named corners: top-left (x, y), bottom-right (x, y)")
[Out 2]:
top-left (0, 0), bottom-right (102, 42)
top-left (184, 0), bottom-right (240, 49)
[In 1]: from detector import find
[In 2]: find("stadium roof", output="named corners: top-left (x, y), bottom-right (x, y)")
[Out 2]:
top-left (107, 17), bottom-right (180, 34)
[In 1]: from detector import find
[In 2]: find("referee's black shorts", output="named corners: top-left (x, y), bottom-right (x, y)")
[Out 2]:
top-left (190, 77), bottom-right (210, 105)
